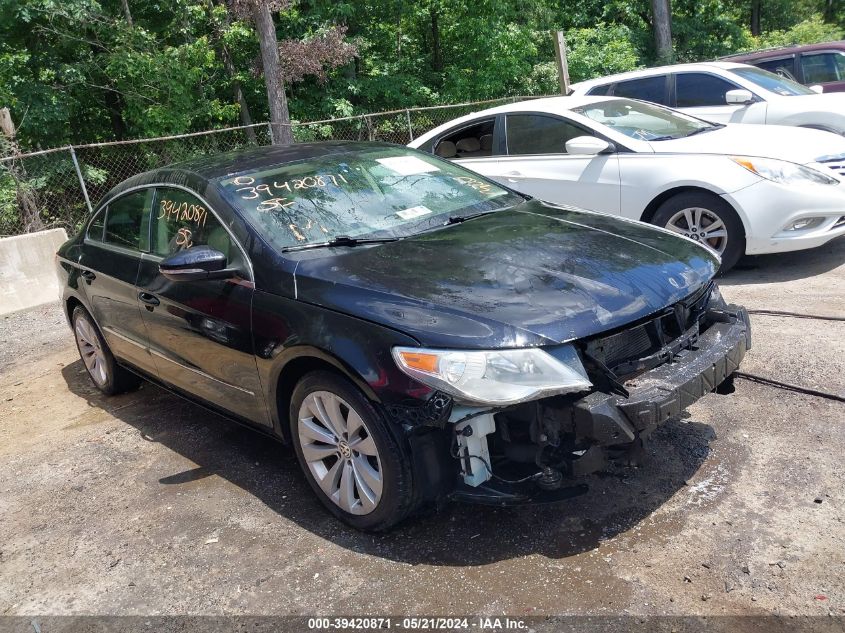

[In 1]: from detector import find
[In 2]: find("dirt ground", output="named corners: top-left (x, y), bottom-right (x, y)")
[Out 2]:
top-left (1, 239), bottom-right (844, 620)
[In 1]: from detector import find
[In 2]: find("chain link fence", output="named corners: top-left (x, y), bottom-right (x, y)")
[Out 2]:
top-left (0, 95), bottom-right (545, 237)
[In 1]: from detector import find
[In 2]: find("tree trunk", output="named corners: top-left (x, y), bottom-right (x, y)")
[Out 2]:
top-left (824, 0), bottom-right (835, 22)
top-left (103, 88), bottom-right (128, 140)
top-left (208, 0), bottom-right (257, 143)
top-left (430, 4), bottom-right (442, 72)
top-left (253, 1), bottom-right (292, 145)
top-left (750, 0), bottom-right (761, 36)
top-left (0, 108), bottom-right (43, 233)
top-left (121, 0), bottom-right (133, 26)
top-left (226, 55), bottom-right (258, 144)
top-left (651, 0), bottom-right (673, 64)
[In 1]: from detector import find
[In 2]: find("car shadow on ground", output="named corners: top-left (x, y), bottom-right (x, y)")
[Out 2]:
top-left (62, 360), bottom-right (714, 567)
top-left (720, 236), bottom-right (845, 285)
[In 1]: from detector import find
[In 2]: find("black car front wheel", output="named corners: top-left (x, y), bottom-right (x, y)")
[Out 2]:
top-left (651, 192), bottom-right (745, 273)
top-left (289, 371), bottom-right (415, 531)
top-left (71, 306), bottom-right (141, 396)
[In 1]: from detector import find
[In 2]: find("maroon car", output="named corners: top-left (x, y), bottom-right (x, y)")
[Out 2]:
top-left (722, 41), bottom-right (845, 93)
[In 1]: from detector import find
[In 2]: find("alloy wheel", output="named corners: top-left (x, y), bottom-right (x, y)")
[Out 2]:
top-left (74, 317), bottom-right (108, 386)
top-left (664, 207), bottom-right (728, 254)
top-left (297, 391), bottom-right (383, 515)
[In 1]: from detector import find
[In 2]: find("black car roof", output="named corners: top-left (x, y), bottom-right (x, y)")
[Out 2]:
top-left (169, 140), bottom-right (395, 180)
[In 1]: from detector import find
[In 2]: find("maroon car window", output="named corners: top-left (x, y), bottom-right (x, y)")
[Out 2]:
top-left (103, 189), bottom-right (153, 251)
top-left (755, 57), bottom-right (797, 81)
top-left (801, 52), bottom-right (845, 84)
top-left (505, 114), bottom-right (593, 155)
top-left (151, 187), bottom-right (234, 260)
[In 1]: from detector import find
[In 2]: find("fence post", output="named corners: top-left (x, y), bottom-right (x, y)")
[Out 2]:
top-left (365, 115), bottom-right (374, 141)
top-left (267, 122), bottom-right (275, 144)
top-left (405, 109), bottom-right (414, 142)
top-left (69, 146), bottom-right (93, 216)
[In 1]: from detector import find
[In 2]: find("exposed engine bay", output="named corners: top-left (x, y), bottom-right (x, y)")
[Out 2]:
top-left (440, 282), bottom-right (752, 505)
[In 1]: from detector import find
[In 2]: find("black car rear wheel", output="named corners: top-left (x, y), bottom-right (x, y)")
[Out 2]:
top-left (71, 306), bottom-right (141, 396)
top-left (289, 371), bottom-right (415, 531)
top-left (651, 192), bottom-right (745, 273)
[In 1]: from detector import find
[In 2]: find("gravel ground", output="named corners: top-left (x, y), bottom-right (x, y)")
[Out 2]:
top-left (0, 239), bottom-right (843, 621)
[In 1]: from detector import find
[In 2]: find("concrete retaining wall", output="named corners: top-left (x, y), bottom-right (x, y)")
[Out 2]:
top-left (0, 228), bottom-right (68, 315)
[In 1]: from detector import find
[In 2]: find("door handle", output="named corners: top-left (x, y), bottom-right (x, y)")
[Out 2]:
top-left (138, 292), bottom-right (160, 309)
top-left (80, 270), bottom-right (96, 283)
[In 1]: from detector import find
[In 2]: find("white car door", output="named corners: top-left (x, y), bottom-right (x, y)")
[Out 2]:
top-left (673, 71), bottom-right (768, 124)
top-left (492, 113), bottom-right (621, 214)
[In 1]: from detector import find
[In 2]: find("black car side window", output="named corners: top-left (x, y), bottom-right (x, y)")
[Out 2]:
top-left (152, 187), bottom-right (234, 262)
top-left (104, 189), bottom-right (153, 251)
top-left (505, 114), bottom-right (592, 155)
top-left (675, 73), bottom-right (740, 107)
top-left (87, 208), bottom-right (106, 241)
top-left (613, 75), bottom-right (668, 104)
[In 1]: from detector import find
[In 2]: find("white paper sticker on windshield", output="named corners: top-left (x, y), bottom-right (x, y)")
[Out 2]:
top-left (396, 205), bottom-right (433, 220)
top-left (376, 156), bottom-right (440, 176)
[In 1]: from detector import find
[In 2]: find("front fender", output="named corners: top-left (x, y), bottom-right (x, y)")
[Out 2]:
top-left (251, 289), bottom-right (429, 438)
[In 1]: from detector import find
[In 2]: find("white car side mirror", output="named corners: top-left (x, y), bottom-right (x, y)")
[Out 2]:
top-left (726, 89), bottom-right (755, 105)
top-left (565, 136), bottom-right (614, 155)
top-left (809, 84), bottom-right (824, 94)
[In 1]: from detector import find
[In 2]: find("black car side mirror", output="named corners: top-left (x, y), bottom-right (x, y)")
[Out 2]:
top-left (159, 245), bottom-right (234, 282)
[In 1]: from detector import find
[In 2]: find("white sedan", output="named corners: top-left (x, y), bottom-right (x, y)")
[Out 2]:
top-left (408, 95), bottom-right (845, 271)
top-left (569, 61), bottom-right (845, 135)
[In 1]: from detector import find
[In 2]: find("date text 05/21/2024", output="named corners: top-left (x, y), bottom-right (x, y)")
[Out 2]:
top-left (307, 617), bottom-right (528, 630)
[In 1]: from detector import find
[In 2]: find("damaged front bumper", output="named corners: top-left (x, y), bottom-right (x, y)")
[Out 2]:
top-left (450, 304), bottom-right (751, 505)
top-left (573, 305), bottom-right (751, 460)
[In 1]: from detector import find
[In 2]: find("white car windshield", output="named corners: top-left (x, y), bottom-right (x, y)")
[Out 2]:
top-left (571, 99), bottom-right (720, 141)
top-left (728, 67), bottom-right (815, 96)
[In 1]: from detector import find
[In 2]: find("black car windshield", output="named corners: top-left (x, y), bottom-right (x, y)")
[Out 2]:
top-left (571, 99), bottom-right (717, 141)
top-left (215, 147), bottom-right (523, 250)
top-left (728, 67), bottom-right (815, 96)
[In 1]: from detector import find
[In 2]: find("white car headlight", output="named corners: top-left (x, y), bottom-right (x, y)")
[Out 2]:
top-left (731, 156), bottom-right (839, 185)
top-left (392, 345), bottom-right (592, 406)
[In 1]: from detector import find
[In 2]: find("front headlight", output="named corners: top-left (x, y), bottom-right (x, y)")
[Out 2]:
top-left (392, 345), bottom-right (592, 406)
top-left (731, 156), bottom-right (839, 185)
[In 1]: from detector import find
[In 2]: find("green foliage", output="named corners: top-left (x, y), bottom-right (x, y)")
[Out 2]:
top-left (566, 24), bottom-right (642, 82)
top-left (0, 0), bottom-right (843, 153)
top-left (753, 14), bottom-right (844, 48)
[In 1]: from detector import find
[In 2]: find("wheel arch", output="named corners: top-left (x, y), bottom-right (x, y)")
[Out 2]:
top-left (64, 294), bottom-right (86, 326)
top-left (639, 185), bottom-right (748, 240)
top-left (270, 347), bottom-right (382, 443)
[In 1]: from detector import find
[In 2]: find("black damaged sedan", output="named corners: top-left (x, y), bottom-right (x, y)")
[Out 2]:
top-left (57, 142), bottom-right (750, 531)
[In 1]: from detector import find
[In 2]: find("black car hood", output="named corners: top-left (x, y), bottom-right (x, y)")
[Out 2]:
top-left (292, 200), bottom-right (719, 349)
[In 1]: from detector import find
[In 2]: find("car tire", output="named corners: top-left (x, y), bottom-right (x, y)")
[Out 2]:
top-left (289, 371), bottom-right (415, 531)
top-left (71, 306), bottom-right (142, 396)
top-left (651, 192), bottom-right (745, 273)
